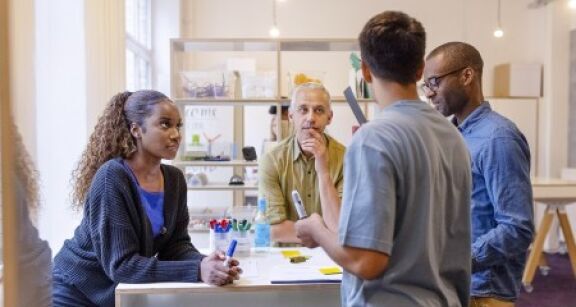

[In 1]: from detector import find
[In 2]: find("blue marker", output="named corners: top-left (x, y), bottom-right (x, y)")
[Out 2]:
top-left (223, 239), bottom-right (237, 267)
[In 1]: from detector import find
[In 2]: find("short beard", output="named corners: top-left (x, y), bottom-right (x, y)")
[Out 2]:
top-left (442, 87), bottom-right (468, 118)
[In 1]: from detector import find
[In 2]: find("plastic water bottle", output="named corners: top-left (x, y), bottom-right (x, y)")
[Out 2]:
top-left (254, 197), bottom-right (270, 254)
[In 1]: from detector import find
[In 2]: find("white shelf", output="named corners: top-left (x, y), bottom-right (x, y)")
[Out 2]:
top-left (175, 160), bottom-right (258, 167)
top-left (171, 38), bottom-right (359, 52)
top-left (187, 183), bottom-right (258, 191)
top-left (175, 98), bottom-right (287, 106)
top-left (174, 97), bottom-right (374, 106)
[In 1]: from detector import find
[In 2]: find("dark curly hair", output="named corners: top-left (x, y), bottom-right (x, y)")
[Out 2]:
top-left (12, 121), bottom-right (40, 221)
top-left (71, 90), bottom-right (171, 208)
top-left (359, 11), bottom-right (426, 84)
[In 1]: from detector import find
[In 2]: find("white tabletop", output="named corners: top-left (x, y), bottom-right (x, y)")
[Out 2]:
top-left (531, 177), bottom-right (576, 201)
top-left (116, 247), bottom-right (341, 294)
top-left (115, 247), bottom-right (342, 307)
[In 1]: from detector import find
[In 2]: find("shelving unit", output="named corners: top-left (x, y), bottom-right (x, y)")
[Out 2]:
top-left (170, 38), bottom-right (365, 212)
top-left (186, 183), bottom-right (258, 191)
top-left (174, 97), bottom-right (372, 106)
top-left (173, 160), bottom-right (258, 167)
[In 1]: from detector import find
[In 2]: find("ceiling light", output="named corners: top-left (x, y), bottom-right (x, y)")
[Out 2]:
top-left (494, 0), bottom-right (504, 39)
top-left (494, 28), bottom-right (504, 38)
top-left (269, 0), bottom-right (280, 38)
top-left (269, 26), bottom-right (280, 38)
top-left (569, 0), bottom-right (576, 9)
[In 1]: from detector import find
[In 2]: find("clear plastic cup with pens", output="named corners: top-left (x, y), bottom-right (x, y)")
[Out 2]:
top-left (227, 205), bottom-right (256, 257)
top-left (231, 219), bottom-right (252, 257)
top-left (209, 219), bottom-right (231, 253)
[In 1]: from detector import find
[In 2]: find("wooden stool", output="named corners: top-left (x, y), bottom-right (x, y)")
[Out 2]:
top-left (522, 202), bottom-right (576, 292)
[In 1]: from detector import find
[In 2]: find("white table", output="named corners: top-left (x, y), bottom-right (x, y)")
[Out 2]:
top-left (115, 247), bottom-right (342, 307)
top-left (522, 178), bottom-right (576, 292)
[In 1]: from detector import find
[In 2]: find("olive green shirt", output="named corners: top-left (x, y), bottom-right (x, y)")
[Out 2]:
top-left (258, 133), bottom-right (345, 225)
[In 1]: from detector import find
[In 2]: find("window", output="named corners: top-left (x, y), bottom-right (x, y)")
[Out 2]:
top-left (125, 0), bottom-right (152, 91)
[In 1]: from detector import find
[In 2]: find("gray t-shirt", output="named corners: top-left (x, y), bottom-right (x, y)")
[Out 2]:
top-left (339, 100), bottom-right (471, 307)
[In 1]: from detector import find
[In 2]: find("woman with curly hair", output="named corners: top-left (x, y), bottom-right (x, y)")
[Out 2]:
top-left (52, 90), bottom-right (241, 306)
top-left (2, 119), bottom-right (53, 306)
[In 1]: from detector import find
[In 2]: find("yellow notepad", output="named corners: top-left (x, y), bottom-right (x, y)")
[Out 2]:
top-left (281, 250), bottom-right (301, 258)
top-left (319, 266), bottom-right (342, 275)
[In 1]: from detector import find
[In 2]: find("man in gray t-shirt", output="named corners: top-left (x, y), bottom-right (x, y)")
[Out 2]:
top-left (295, 11), bottom-right (472, 307)
top-left (338, 101), bottom-right (471, 306)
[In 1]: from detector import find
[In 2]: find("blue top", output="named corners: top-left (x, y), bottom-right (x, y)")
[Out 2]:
top-left (139, 190), bottom-right (165, 237)
top-left (122, 161), bottom-right (165, 237)
top-left (339, 100), bottom-right (472, 307)
top-left (53, 158), bottom-right (205, 306)
top-left (453, 102), bottom-right (534, 300)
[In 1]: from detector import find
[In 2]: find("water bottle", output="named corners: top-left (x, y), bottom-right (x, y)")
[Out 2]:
top-left (254, 197), bottom-right (270, 254)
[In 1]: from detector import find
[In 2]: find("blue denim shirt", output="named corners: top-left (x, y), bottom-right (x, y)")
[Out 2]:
top-left (453, 102), bottom-right (534, 300)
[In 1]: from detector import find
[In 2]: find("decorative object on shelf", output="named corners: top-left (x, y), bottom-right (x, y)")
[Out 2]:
top-left (241, 71), bottom-right (277, 98)
top-left (204, 155), bottom-right (231, 161)
top-left (181, 71), bottom-right (233, 98)
top-left (203, 132), bottom-right (221, 157)
top-left (494, 63), bottom-right (542, 97)
top-left (229, 174), bottom-right (245, 186)
top-left (232, 70), bottom-right (242, 99)
top-left (181, 154), bottom-right (206, 161)
top-left (242, 146), bottom-right (257, 161)
top-left (182, 133), bottom-right (207, 160)
top-left (293, 72), bottom-right (321, 85)
top-left (186, 172), bottom-right (208, 187)
top-left (288, 71), bottom-right (325, 94)
top-left (348, 53), bottom-right (370, 98)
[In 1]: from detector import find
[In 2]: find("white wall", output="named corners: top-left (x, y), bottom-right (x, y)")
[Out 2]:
top-left (35, 0), bottom-right (87, 253)
top-left (187, 0), bottom-right (547, 97)
top-left (152, 0), bottom-right (180, 93)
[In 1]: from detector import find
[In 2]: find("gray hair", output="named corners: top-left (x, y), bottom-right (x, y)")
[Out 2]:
top-left (289, 82), bottom-right (331, 110)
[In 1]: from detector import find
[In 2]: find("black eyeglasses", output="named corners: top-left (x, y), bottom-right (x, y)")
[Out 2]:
top-left (421, 66), bottom-right (468, 93)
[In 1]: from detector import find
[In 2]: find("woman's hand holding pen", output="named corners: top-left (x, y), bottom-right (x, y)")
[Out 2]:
top-left (295, 213), bottom-right (324, 248)
top-left (200, 251), bottom-right (242, 286)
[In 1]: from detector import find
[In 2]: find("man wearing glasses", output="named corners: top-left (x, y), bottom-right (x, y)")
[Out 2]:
top-left (423, 42), bottom-right (534, 307)
top-left (259, 82), bottom-right (345, 244)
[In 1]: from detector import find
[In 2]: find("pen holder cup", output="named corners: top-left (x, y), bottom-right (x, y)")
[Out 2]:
top-left (231, 230), bottom-right (251, 257)
top-left (209, 229), bottom-right (230, 253)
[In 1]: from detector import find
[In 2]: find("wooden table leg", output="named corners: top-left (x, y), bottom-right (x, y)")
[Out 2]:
top-left (522, 207), bottom-right (555, 288)
top-left (538, 254), bottom-right (548, 267)
top-left (537, 253), bottom-right (550, 276)
top-left (557, 210), bottom-right (576, 277)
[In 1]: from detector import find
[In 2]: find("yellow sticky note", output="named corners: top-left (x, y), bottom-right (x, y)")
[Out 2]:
top-left (281, 250), bottom-right (301, 258)
top-left (319, 266), bottom-right (342, 275)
